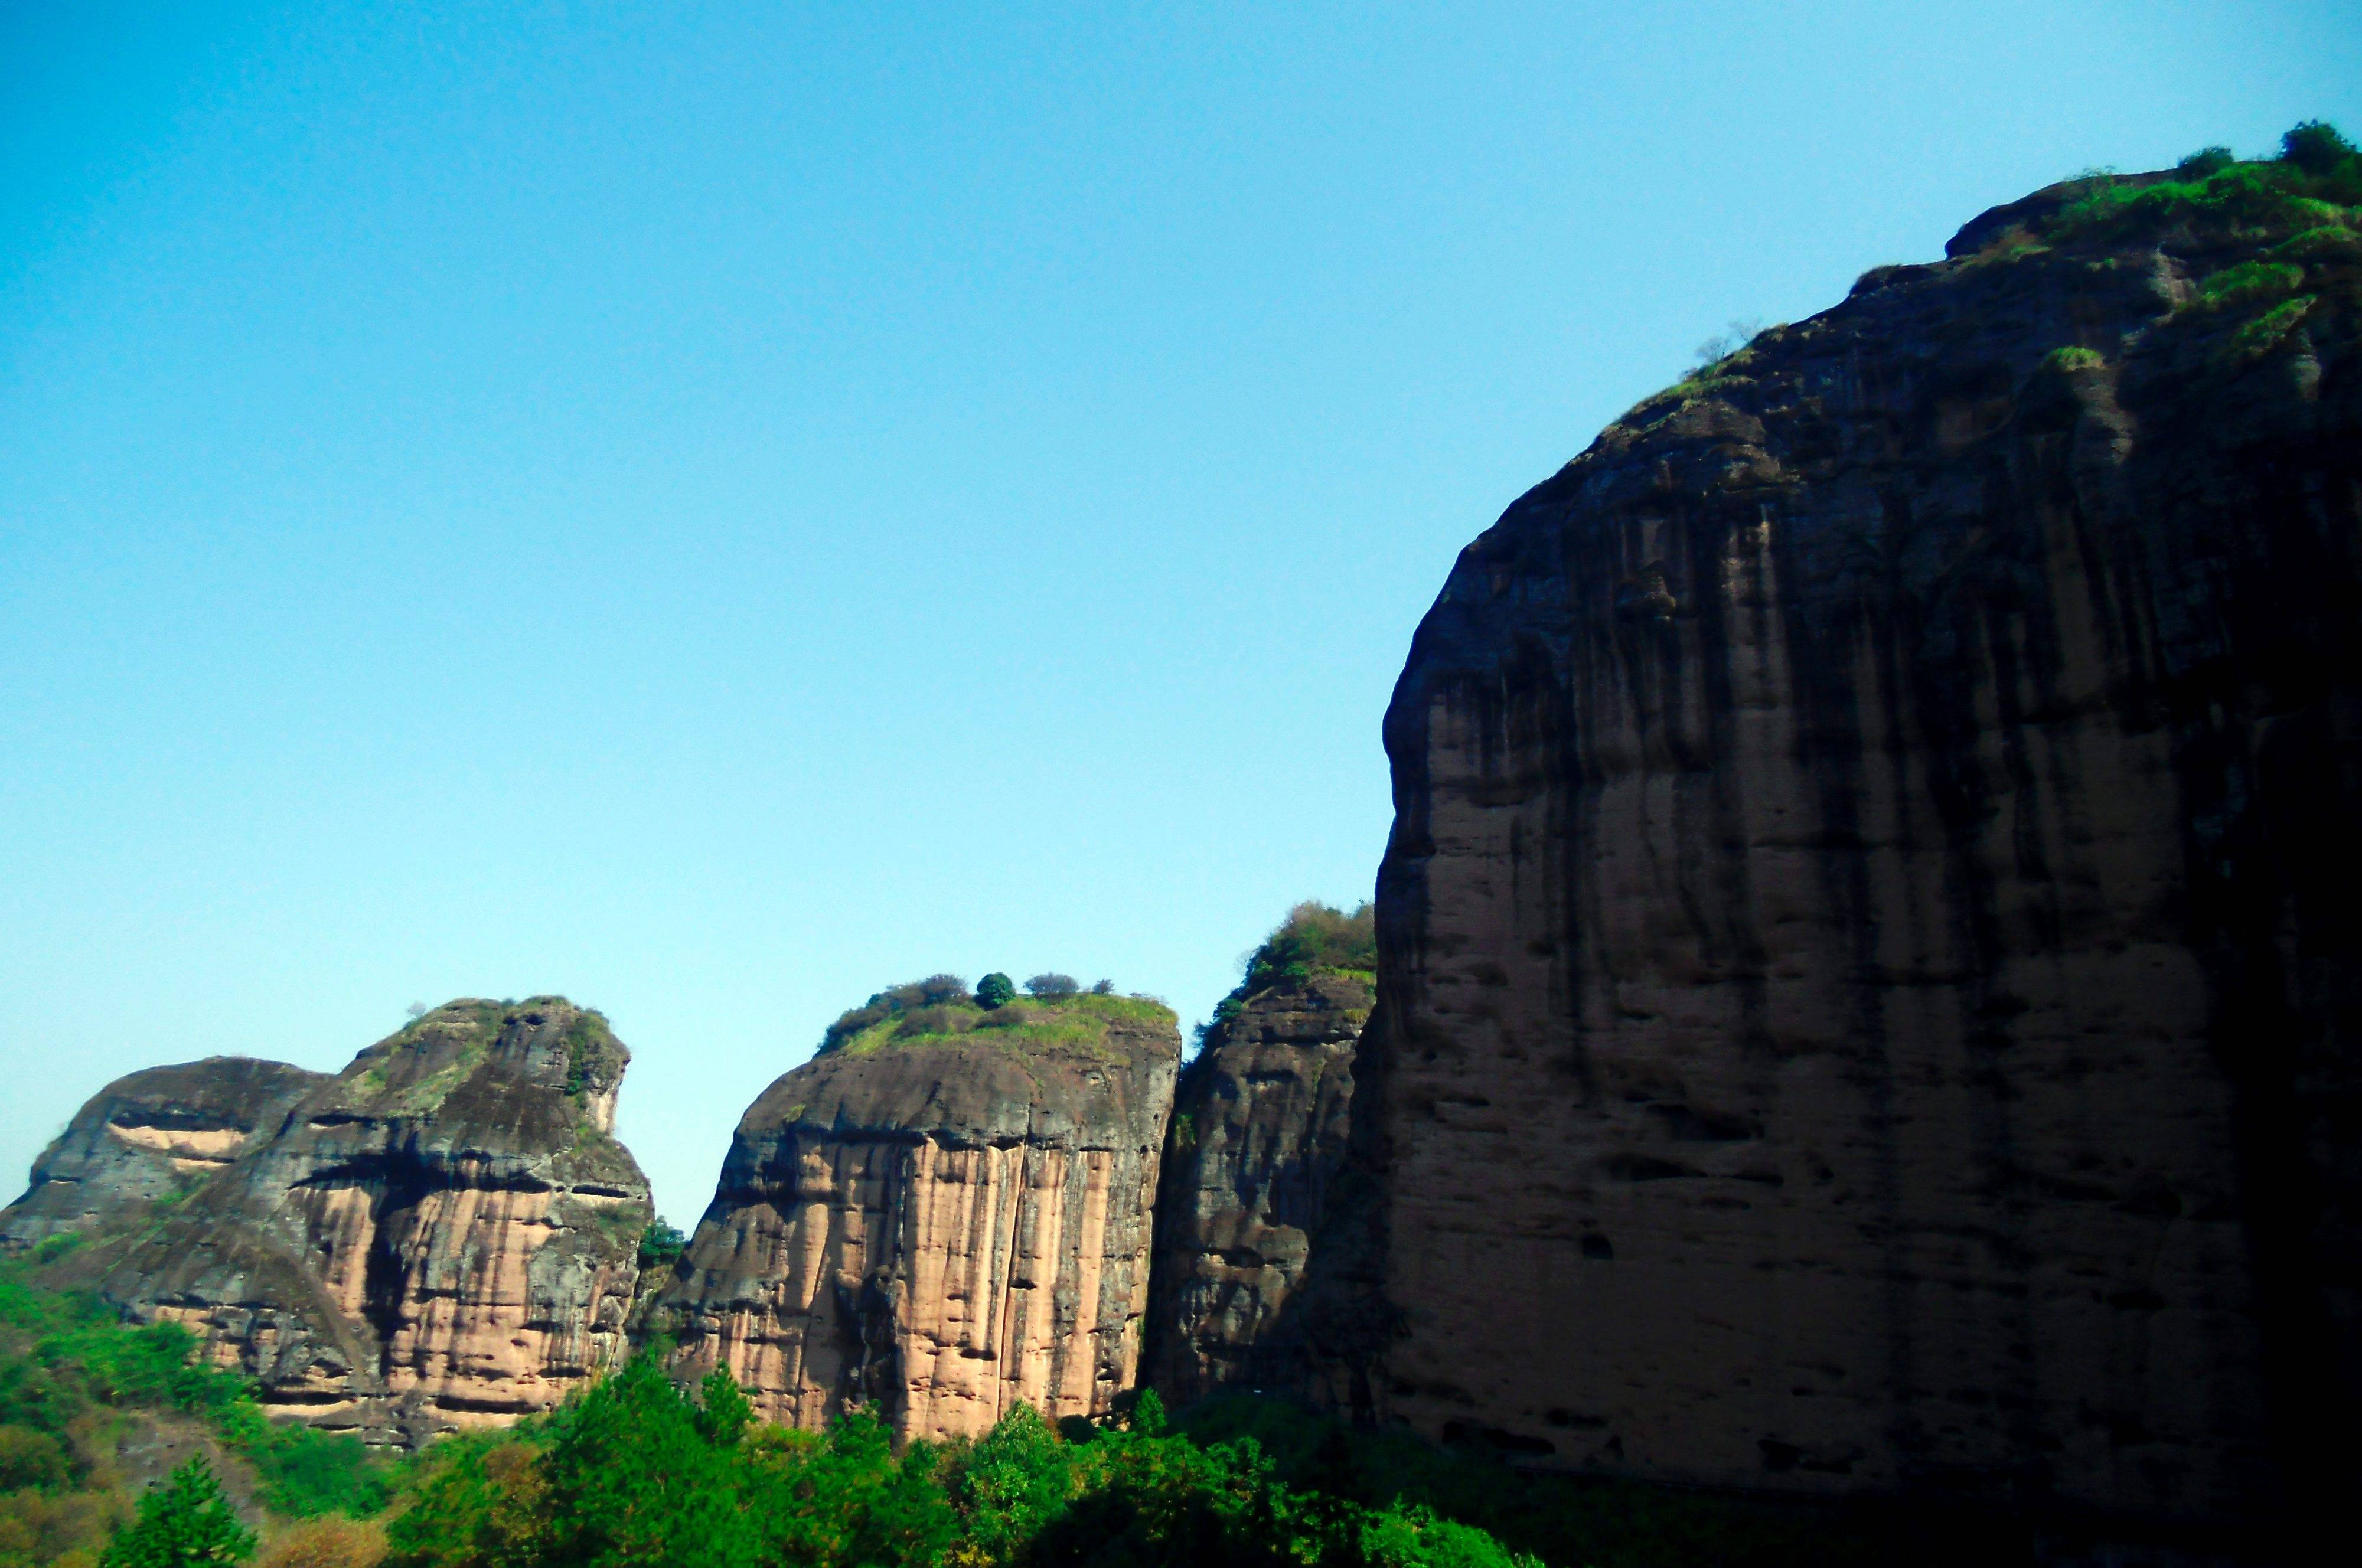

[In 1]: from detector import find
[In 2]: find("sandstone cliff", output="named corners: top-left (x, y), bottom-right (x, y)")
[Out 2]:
top-left (648, 982), bottom-right (1179, 1444)
top-left (1324, 153), bottom-right (2362, 1529)
top-left (1144, 909), bottom-right (1372, 1404)
top-left (58, 999), bottom-right (651, 1445)
top-left (0, 1059), bottom-right (327, 1256)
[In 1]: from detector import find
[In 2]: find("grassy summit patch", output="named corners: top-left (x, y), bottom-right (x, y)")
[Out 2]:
top-left (1195, 901), bottom-right (1376, 1048)
top-left (818, 979), bottom-right (1175, 1060)
top-left (1610, 122), bottom-right (2362, 435)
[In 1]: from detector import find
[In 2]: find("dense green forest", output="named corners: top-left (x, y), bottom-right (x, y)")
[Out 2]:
top-left (5, 1254), bottom-right (2024, 1568)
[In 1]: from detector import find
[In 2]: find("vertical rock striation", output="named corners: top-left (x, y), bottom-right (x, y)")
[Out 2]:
top-left (1143, 972), bottom-right (1368, 1404)
top-left (650, 989), bottom-right (1179, 1444)
top-left (1329, 161), bottom-right (2362, 1528)
top-left (58, 999), bottom-right (651, 1445)
top-left (0, 1059), bottom-right (327, 1256)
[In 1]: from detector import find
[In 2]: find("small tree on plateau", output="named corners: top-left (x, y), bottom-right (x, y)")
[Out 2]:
top-left (2282, 119), bottom-right (2357, 175)
top-left (976, 973), bottom-right (1017, 1009)
top-left (102, 1456), bottom-right (256, 1566)
top-left (1023, 972), bottom-right (1078, 998)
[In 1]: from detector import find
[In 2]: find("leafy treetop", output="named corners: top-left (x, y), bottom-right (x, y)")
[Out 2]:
top-left (100, 1456), bottom-right (255, 1567)
top-left (1195, 901), bottom-right (1377, 1049)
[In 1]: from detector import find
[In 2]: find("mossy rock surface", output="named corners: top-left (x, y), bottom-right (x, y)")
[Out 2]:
top-left (745, 986), bottom-right (1182, 1151)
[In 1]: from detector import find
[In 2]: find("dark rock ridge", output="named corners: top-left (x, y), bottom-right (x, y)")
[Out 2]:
top-left (1143, 969), bottom-right (1370, 1404)
top-left (1318, 162), bottom-right (2362, 1529)
top-left (53, 999), bottom-right (651, 1446)
top-left (648, 989), bottom-right (1180, 1444)
top-left (0, 1059), bottom-right (328, 1255)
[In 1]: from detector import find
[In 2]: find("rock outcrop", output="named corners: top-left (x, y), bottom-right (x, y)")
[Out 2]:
top-left (58, 999), bottom-right (651, 1445)
top-left (649, 985), bottom-right (1179, 1444)
top-left (1327, 158), bottom-right (2362, 1531)
top-left (0, 1059), bottom-right (328, 1256)
top-left (1144, 913), bottom-right (1372, 1404)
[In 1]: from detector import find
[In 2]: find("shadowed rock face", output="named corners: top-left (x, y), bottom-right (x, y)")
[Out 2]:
top-left (1143, 972), bottom-right (1369, 1404)
top-left (59, 999), bottom-right (650, 1446)
top-left (1325, 171), bottom-right (2362, 1525)
top-left (0, 1059), bottom-right (328, 1255)
top-left (650, 996), bottom-right (1180, 1444)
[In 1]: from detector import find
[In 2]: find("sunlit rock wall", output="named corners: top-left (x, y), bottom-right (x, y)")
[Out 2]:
top-left (651, 999), bottom-right (1179, 1443)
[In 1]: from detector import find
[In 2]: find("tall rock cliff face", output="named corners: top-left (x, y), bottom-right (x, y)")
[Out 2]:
top-left (1145, 967), bottom-right (1370, 1405)
top-left (58, 999), bottom-right (651, 1445)
top-left (0, 1059), bottom-right (328, 1255)
top-left (1335, 162), bottom-right (2362, 1527)
top-left (650, 988), bottom-right (1179, 1444)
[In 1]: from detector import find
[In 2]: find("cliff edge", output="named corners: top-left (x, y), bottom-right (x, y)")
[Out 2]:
top-left (0, 1058), bottom-right (328, 1256)
top-left (648, 978), bottom-right (1180, 1444)
top-left (53, 999), bottom-right (651, 1446)
top-left (1326, 145), bottom-right (2362, 1528)
top-left (1143, 904), bottom-right (1373, 1404)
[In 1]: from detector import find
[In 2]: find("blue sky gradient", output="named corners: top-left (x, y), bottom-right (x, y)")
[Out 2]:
top-left (5, 2), bottom-right (2357, 1222)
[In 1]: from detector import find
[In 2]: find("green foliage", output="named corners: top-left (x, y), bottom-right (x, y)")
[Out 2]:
top-left (2274, 223), bottom-right (2362, 262)
top-left (819, 981), bottom-right (1175, 1060)
top-left (533, 1354), bottom-right (758, 1567)
top-left (2050, 127), bottom-right (2362, 241)
top-left (2196, 260), bottom-right (2306, 307)
top-left (246, 1431), bottom-right (394, 1523)
top-left (374, 1351), bottom-right (1548, 1568)
top-left (0, 1257), bottom-right (404, 1564)
top-left (2041, 345), bottom-right (2105, 372)
top-left (30, 1236), bottom-right (84, 1267)
top-left (1242, 903), bottom-right (1377, 992)
top-left (377, 1433), bottom-right (543, 1568)
top-left (821, 975), bottom-right (970, 1050)
top-left (100, 1458), bottom-right (254, 1567)
top-left (0, 1425), bottom-right (70, 1492)
top-left (558, 1011), bottom-right (625, 1103)
top-left (974, 974), bottom-right (1016, 1010)
top-left (635, 1220), bottom-right (686, 1275)
top-left (691, 1371), bottom-right (751, 1450)
top-left (2282, 119), bottom-right (2357, 176)
top-left (2228, 295), bottom-right (2317, 361)
top-left (1198, 902), bottom-right (1377, 1048)
top-left (0, 1266), bottom-right (2041, 1567)
top-left (1023, 974), bottom-right (1079, 999)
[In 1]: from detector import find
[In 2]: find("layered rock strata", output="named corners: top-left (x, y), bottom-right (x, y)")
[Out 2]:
top-left (1143, 971), bottom-right (1369, 1404)
top-left (650, 992), bottom-right (1180, 1444)
top-left (61, 999), bottom-right (650, 1445)
top-left (0, 1059), bottom-right (327, 1255)
top-left (1329, 164), bottom-right (2362, 1530)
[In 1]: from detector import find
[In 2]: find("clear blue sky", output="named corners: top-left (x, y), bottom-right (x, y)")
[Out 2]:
top-left (5, 2), bottom-right (2356, 1225)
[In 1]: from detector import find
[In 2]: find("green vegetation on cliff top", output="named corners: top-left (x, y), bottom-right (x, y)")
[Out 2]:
top-left (1619, 120), bottom-right (2361, 433)
top-left (1196, 901), bottom-right (1376, 1048)
top-left (3, 1257), bottom-right (2071, 1567)
top-left (2047, 120), bottom-right (2360, 241)
top-left (819, 978), bottom-right (1173, 1060)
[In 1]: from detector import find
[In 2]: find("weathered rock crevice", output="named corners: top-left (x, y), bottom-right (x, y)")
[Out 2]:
top-left (1142, 970), bottom-right (1369, 1404)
